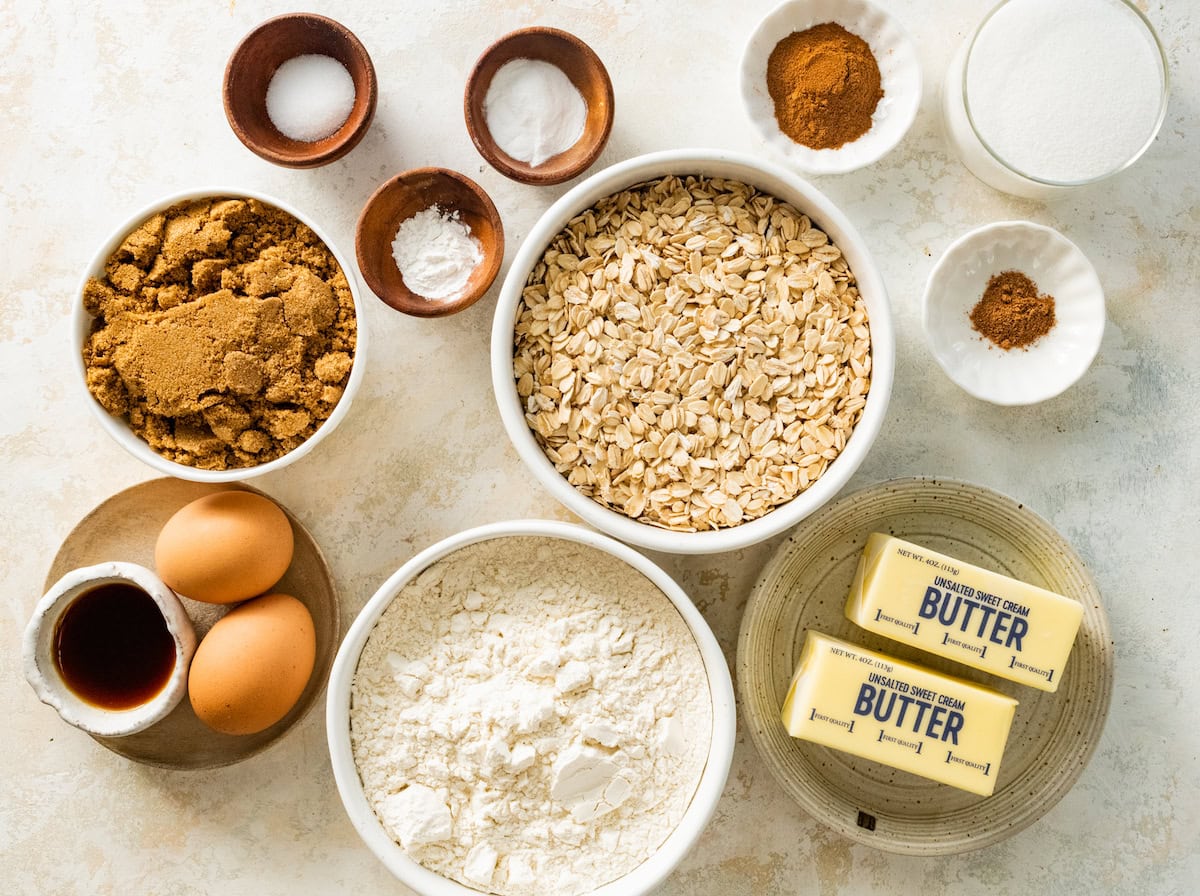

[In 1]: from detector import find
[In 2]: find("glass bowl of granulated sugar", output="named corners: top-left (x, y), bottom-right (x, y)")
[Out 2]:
top-left (326, 520), bottom-right (736, 896)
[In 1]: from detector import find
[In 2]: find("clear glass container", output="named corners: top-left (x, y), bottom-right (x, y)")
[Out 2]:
top-left (942, 0), bottom-right (1169, 200)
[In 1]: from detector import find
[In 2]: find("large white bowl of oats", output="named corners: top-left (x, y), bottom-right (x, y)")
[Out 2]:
top-left (491, 149), bottom-right (894, 553)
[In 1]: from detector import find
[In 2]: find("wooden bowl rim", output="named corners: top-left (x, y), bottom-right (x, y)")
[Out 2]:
top-left (222, 12), bottom-right (378, 169)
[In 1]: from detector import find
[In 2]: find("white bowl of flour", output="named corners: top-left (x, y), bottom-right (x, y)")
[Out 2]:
top-left (326, 520), bottom-right (735, 896)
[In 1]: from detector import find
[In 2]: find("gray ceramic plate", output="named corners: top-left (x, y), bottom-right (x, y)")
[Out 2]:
top-left (737, 477), bottom-right (1112, 854)
top-left (44, 478), bottom-right (339, 769)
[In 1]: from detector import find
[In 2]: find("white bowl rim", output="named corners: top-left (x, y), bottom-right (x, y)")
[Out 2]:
top-left (73, 186), bottom-right (369, 483)
top-left (738, 0), bottom-right (923, 175)
top-left (490, 148), bottom-right (895, 554)
top-left (920, 219), bottom-right (1105, 406)
top-left (325, 519), bottom-right (737, 896)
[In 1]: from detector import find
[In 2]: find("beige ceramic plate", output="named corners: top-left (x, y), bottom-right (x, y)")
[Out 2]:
top-left (737, 477), bottom-right (1112, 854)
top-left (44, 478), bottom-right (339, 769)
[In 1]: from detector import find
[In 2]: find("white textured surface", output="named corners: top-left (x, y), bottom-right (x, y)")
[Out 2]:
top-left (2, 1), bottom-right (1197, 894)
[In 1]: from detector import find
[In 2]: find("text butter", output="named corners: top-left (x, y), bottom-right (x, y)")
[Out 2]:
top-left (781, 632), bottom-right (1018, 796)
top-left (845, 534), bottom-right (1084, 692)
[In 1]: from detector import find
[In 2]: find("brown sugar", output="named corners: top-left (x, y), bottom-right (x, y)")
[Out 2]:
top-left (82, 198), bottom-right (356, 470)
top-left (969, 270), bottom-right (1056, 350)
top-left (766, 22), bottom-right (883, 150)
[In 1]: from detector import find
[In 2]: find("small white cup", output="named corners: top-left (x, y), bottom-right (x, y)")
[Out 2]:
top-left (23, 562), bottom-right (197, 737)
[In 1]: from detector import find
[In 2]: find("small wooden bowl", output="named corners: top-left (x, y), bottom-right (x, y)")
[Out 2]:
top-left (464, 27), bottom-right (614, 186)
top-left (355, 168), bottom-right (505, 318)
top-left (223, 13), bottom-right (377, 169)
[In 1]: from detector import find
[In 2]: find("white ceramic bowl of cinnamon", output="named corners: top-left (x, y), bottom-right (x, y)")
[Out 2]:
top-left (922, 220), bottom-right (1106, 405)
top-left (740, 0), bottom-right (922, 174)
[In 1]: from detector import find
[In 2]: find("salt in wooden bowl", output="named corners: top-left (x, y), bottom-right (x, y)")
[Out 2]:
top-left (223, 13), bottom-right (377, 168)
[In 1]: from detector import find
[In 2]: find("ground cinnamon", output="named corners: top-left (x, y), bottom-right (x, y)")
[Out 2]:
top-left (766, 22), bottom-right (883, 150)
top-left (969, 271), bottom-right (1056, 350)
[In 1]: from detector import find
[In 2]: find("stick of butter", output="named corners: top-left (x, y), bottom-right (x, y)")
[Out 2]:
top-left (845, 533), bottom-right (1084, 692)
top-left (781, 631), bottom-right (1018, 796)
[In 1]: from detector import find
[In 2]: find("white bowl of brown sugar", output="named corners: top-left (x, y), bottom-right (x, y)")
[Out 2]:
top-left (740, 0), bottom-right (922, 175)
top-left (74, 188), bottom-right (366, 482)
top-left (922, 220), bottom-right (1106, 405)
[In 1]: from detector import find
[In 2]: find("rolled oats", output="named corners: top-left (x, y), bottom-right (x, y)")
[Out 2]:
top-left (513, 176), bottom-right (871, 531)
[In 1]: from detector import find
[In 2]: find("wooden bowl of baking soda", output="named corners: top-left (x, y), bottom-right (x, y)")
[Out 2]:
top-left (355, 168), bottom-right (505, 318)
top-left (224, 13), bottom-right (377, 168)
top-left (464, 27), bottom-right (615, 186)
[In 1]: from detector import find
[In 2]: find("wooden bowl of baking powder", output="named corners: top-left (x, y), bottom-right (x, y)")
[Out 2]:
top-left (355, 168), bottom-right (504, 318)
top-left (464, 27), bottom-right (614, 186)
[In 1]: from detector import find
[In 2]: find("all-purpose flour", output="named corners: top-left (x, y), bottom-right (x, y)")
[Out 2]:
top-left (350, 537), bottom-right (712, 895)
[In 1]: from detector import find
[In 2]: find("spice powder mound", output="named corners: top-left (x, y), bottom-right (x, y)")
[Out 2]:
top-left (766, 22), bottom-right (883, 150)
top-left (82, 198), bottom-right (356, 470)
top-left (969, 270), bottom-right (1056, 350)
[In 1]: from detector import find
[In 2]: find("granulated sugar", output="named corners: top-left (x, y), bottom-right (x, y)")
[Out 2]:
top-left (966, 0), bottom-right (1163, 182)
top-left (266, 54), bottom-right (355, 142)
top-left (350, 537), bottom-right (712, 896)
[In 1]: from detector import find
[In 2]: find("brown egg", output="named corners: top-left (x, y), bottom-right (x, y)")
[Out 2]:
top-left (188, 593), bottom-right (316, 735)
top-left (155, 491), bottom-right (294, 604)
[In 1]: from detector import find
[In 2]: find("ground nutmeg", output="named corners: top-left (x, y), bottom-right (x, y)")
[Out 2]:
top-left (766, 22), bottom-right (883, 150)
top-left (969, 270), bottom-right (1057, 350)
